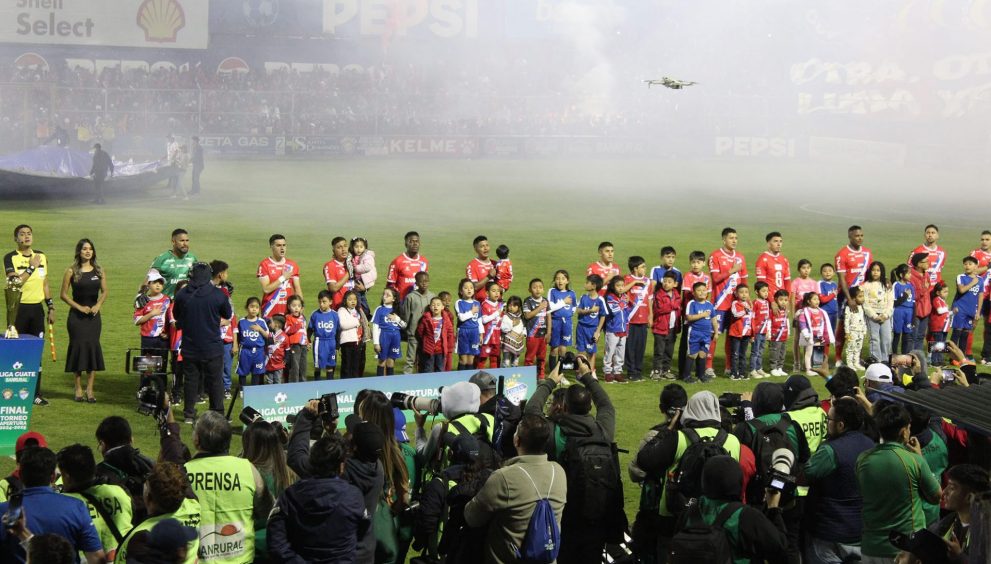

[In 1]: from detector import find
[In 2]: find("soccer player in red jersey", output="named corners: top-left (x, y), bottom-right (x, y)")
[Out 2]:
top-left (386, 231), bottom-right (429, 300)
top-left (906, 224), bottom-right (946, 285)
top-left (466, 235), bottom-right (497, 302)
top-left (707, 227), bottom-right (747, 376)
top-left (834, 225), bottom-right (872, 364)
top-left (257, 234), bottom-right (301, 318)
top-left (587, 241), bottom-right (621, 296)
top-left (323, 236), bottom-right (353, 309)
top-left (968, 230), bottom-right (991, 357)
top-left (754, 231), bottom-right (791, 303)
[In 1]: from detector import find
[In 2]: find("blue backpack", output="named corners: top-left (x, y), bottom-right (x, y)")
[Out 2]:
top-left (514, 465), bottom-right (560, 564)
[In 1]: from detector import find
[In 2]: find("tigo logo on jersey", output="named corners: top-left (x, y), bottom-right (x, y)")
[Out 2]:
top-left (137, 0), bottom-right (186, 43)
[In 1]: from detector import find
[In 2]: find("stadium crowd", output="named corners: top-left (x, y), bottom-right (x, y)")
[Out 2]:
top-left (0, 58), bottom-right (646, 154)
top-left (2, 222), bottom-right (991, 563)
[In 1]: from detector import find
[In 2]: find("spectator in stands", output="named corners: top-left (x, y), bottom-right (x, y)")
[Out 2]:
top-left (912, 464), bottom-right (989, 564)
top-left (857, 403), bottom-right (941, 564)
top-left (185, 410), bottom-right (271, 563)
top-left (268, 433), bottom-right (370, 563)
top-left (672, 455), bottom-right (788, 564)
top-left (242, 420), bottom-right (297, 562)
top-left (464, 413), bottom-right (567, 564)
top-left (190, 136), bottom-right (203, 196)
top-left (803, 397), bottom-right (875, 564)
top-left (524, 354), bottom-right (620, 564)
top-left (0, 447), bottom-right (105, 564)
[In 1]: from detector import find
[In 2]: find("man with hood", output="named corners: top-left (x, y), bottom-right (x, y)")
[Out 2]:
top-left (631, 389), bottom-right (755, 562)
top-left (674, 455), bottom-right (788, 564)
top-left (415, 380), bottom-right (494, 469)
top-left (268, 433), bottom-right (370, 563)
top-left (173, 262), bottom-right (232, 423)
top-left (524, 354), bottom-right (618, 564)
top-left (343, 418), bottom-right (386, 564)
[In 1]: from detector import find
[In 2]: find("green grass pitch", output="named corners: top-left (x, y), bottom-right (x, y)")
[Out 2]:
top-left (1, 157), bottom-right (986, 520)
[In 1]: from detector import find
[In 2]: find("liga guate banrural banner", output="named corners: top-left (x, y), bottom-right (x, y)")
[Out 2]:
top-left (242, 366), bottom-right (537, 429)
top-left (0, 336), bottom-right (42, 456)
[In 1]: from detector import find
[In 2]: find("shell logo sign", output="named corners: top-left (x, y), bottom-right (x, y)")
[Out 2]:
top-left (136, 0), bottom-right (186, 43)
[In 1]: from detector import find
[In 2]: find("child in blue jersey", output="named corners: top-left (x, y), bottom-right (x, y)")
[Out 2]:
top-left (372, 287), bottom-right (406, 375)
top-left (308, 290), bottom-right (340, 380)
top-left (602, 276), bottom-right (630, 383)
top-left (548, 269), bottom-right (577, 373)
top-left (455, 278), bottom-right (481, 370)
top-left (952, 256), bottom-right (984, 352)
top-left (236, 296), bottom-right (270, 386)
top-left (576, 274), bottom-right (607, 375)
top-left (891, 264), bottom-right (916, 353)
top-left (650, 246), bottom-right (682, 288)
top-left (683, 282), bottom-right (716, 383)
top-left (819, 263), bottom-right (839, 332)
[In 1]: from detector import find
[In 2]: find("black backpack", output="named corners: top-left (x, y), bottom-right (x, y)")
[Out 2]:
top-left (669, 502), bottom-right (743, 564)
top-left (749, 417), bottom-right (796, 488)
top-left (561, 426), bottom-right (628, 542)
top-left (665, 428), bottom-right (731, 515)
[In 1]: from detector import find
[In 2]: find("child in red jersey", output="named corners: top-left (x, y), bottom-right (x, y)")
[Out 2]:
top-left (768, 289), bottom-right (791, 377)
top-left (929, 282), bottom-right (951, 365)
top-left (495, 244), bottom-right (514, 292)
top-left (438, 291), bottom-right (456, 371)
top-left (416, 297), bottom-right (453, 373)
top-left (650, 272), bottom-right (681, 380)
top-left (749, 281), bottom-right (771, 379)
top-left (798, 292), bottom-right (833, 375)
top-left (265, 315), bottom-right (290, 384)
top-left (477, 281), bottom-right (504, 368)
top-left (728, 284), bottom-right (754, 380)
top-left (283, 295), bottom-right (308, 383)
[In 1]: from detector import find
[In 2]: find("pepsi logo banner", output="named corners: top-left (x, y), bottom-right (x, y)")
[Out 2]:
top-left (0, 0), bottom-right (208, 49)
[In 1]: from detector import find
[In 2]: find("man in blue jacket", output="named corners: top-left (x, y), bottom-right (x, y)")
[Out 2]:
top-left (268, 433), bottom-right (370, 563)
top-left (173, 261), bottom-right (232, 423)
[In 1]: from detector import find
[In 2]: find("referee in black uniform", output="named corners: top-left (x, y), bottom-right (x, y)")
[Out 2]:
top-left (4, 224), bottom-right (54, 405)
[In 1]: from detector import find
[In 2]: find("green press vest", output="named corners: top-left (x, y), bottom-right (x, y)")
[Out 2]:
top-left (114, 497), bottom-right (201, 564)
top-left (65, 483), bottom-right (133, 556)
top-left (186, 455), bottom-right (257, 564)
top-left (659, 427), bottom-right (741, 517)
top-left (787, 405), bottom-right (827, 497)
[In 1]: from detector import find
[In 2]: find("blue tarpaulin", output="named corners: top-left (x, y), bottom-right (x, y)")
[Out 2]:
top-left (0, 145), bottom-right (160, 178)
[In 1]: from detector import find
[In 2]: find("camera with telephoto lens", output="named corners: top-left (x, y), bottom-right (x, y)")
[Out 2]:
top-left (767, 448), bottom-right (797, 496)
top-left (240, 406), bottom-right (289, 444)
top-left (390, 392), bottom-right (441, 415)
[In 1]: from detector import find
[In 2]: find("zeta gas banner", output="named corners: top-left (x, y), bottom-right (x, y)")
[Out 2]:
top-left (0, 336), bottom-right (42, 456)
top-left (242, 366), bottom-right (537, 428)
top-left (0, 0), bottom-right (209, 49)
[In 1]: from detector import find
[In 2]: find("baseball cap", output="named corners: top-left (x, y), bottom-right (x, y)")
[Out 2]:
top-left (146, 268), bottom-right (166, 284)
top-left (469, 371), bottom-right (497, 392)
top-left (147, 518), bottom-right (198, 551)
top-left (393, 408), bottom-right (409, 443)
top-left (865, 363), bottom-right (894, 384)
top-left (15, 431), bottom-right (47, 453)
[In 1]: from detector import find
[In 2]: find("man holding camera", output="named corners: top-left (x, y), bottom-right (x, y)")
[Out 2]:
top-left (471, 371), bottom-right (522, 458)
top-left (524, 353), bottom-right (622, 564)
top-left (857, 403), bottom-right (942, 564)
top-left (803, 397), bottom-right (875, 564)
top-left (173, 262), bottom-right (232, 423)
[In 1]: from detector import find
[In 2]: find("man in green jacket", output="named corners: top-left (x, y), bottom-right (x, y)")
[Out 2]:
top-left (856, 403), bottom-right (941, 564)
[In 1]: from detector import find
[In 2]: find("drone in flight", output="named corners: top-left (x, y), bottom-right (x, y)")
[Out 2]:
top-left (644, 77), bottom-right (698, 89)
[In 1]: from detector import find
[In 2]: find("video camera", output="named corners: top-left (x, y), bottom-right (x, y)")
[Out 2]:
top-left (318, 393), bottom-right (340, 424)
top-left (125, 349), bottom-right (167, 417)
top-left (240, 406), bottom-right (289, 444)
top-left (718, 392), bottom-right (742, 409)
top-left (391, 392), bottom-right (441, 415)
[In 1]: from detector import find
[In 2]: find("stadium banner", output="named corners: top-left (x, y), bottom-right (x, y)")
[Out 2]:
top-left (0, 336), bottom-right (42, 456)
top-left (211, 0), bottom-right (324, 37)
top-left (0, 0), bottom-right (209, 49)
top-left (241, 365), bottom-right (537, 429)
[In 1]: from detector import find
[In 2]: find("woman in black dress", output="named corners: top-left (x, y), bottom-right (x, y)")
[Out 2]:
top-left (59, 238), bottom-right (107, 402)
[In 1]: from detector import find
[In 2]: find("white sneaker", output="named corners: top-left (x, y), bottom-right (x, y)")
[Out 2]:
top-left (757, 369), bottom-right (770, 378)
top-left (772, 368), bottom-right (788, 377)
top-left (805, 370), bottom-right (818, 377)
top-left (704, 368), bottom-right (717, 379)
top-left (750, 370), bottom-right (764, 379)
